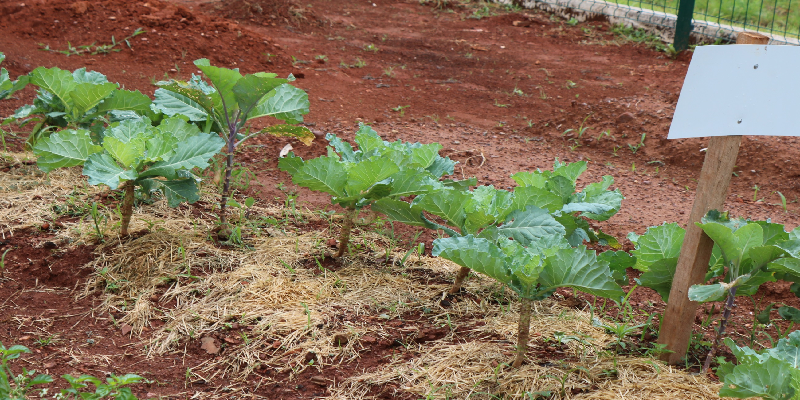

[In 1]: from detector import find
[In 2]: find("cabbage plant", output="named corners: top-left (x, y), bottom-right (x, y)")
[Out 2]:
top-left (0, 53), bottom-right (28, 101)
top-left (33, 117), bottom-right (224, 235)
top-left (717, 331), bottom-right (800, 399)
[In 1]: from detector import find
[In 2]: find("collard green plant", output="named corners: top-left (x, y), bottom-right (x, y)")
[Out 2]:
top-left (10, 66), bottom-right (154, 148)
top-left (432, 235), bottom-right (624, 367)
top-left (280, 124), bottom-right (460, 257)
top-left (33, 117), bottom-right (225, 235)
top-left (60, 373), bottom-right (143, 400)
top-left (373, 159), bottom-right (627, 293)
top-left (151, 59), bottom-right (313, 235)
top-left (716, 331), bottom-right (800, 399)
top-left (0, 53), bottom-right (28, 101)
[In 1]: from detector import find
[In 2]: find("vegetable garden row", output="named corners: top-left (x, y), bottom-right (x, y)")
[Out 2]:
top-left (2, 46), bottom-right (800, 399)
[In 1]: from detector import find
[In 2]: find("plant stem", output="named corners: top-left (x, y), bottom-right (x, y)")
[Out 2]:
top-left (334, 207), bottom-right (358, 258)
top-left (120, 182), bottom-right (135, 236)
top-left (702, 287), bottom-right (738, 374)
top-left (218, 151), bottom-right (235, 228)
top-left (513, 297), bottom-right (533, 368)
top-left (448, 266), bottom-right (471, 294)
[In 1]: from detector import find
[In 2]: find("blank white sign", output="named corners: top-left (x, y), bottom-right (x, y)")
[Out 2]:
top-left (668, 45), bottom-right (800, 139)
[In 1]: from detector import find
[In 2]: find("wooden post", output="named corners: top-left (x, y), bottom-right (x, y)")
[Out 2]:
top-left (658, 31), bottom-right (770, 365)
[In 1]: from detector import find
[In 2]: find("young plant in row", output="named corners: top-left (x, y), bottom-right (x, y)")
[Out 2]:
top-left (279, 124), bottom-right (461, 257)
top-left (0, 53), bottom-right (28, 101)
top-left (630, 211), bottom-right (800, 373)
top-left (10, 66), bottom-right (154, 148)
top-left (373, 159), bottom-right (628, 293)
top-left (151, 58), bottom-right (313, 235)
top-left (716, 331), bottom-right (800, 399)
top-left (33, 117), bottom-right (225, 235)
top-left (432, 234), bottom-right (624, 367)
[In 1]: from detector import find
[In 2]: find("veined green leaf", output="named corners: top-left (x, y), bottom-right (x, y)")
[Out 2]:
top-left (104, 136), bottom-right (145, 168)
top-left (425, 156), bottom-right (456, 178)
top-left (97, 89), bottom-right (153, 117)
top-left (249, 83), bottom-right (309, 123)
top-left (538, 246), bottom-right (623, 299)
top-left (279, 154), bottom-right (348, 197)
top-left (485, 206), bottom-right (565, 245)
top-left (69, 82), bottom-right (117, 117)
top-left (511, 171), bottom-right (548, 188)
top-left (84, 153), bottom-right (137, 189)
top-left (28, 66), bottom-right (76, 108)
top-left (345, 158), bottom-right (400, 196)
top-left (72, 68), bottom-right (109, 85)
top-left (688, 283), bottom-right (726, 302)
top-left (139, 131), bottom-right (225, 179)
top-left (432, 235), bottom-right (513, 286)
top-left (232, 74), bottom-right (287, 115)
top-left (637, 258), bottom-right (679, 301)
top-left (194, 58), bottom-right (243, 118)
top-left (389, 169), bottom-right (442, 197)
top-left (546, 175), bottom-right (575, 203)
top-left (354, 124), bottom-right (383, 154)
top-left (631, 223), bottom-right (684, 272)
top-left (105, 118), bottom-right (153, 143)
top-left (408, 143), bottom-right (442, 169)
top-left (553, 159), bottom-right (587, 183)
top-left (33, 129), bottom-right (102, 172)
top-left (139, 178), bottom-right (199, 207)
top-left (412, 190), bottom-right (471, 233)
top-left (371, 198), bottom-right (428, 227)
top-left (152, 84), bottom-right (213, 122)
top-left (512, 186), bottom-right (563, 213)
top-left (326, 133), bottom-right (356, 162)
top-left (719, 357), bottom-right (794, 400)
top-left (598, 250), bottom-right (635, 285)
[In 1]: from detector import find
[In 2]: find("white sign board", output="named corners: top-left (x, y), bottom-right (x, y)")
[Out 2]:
top-left (668, 45), bottom-right (800, 139)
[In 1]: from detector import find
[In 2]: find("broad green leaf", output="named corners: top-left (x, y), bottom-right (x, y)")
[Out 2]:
top-left (719, 357), bottom-right (794, 400)
top-left (72, 68), bottom-right (109, 85)
top-left (748, 245), bottom-right (788, 271)
top-left (103, 136), bottom-right (144, 168)
top-left (249, 83), bottom-right (309, 123)
top-left (546, 175), bottom-right (575, 203)
top-left (736, 271), bottom-right (776, 296)
top-left (598, 250), bottom-right (635, 285)
top-left (28, 66), bottom-right (76, 108)
top-left (775, 240), bottom-right (800, 259)
top-left (513, 186), bottom-right (563, 213)
top-left (260, 124), bottom-right (315, 146)
top-left (389, 169), bottom-right (442, 197)
top-left (69, 82), bottom-right (117, 117)
top-left (442, 177), bottom-right (477, 190)
top-left (412, 190), bottom-right (471, 233)
top-left (769, 258), bottom-right (800, 277)
top-left (779, 306), bottom-right (800, 323)
top-left (140, 179), bottom-right (199, 207)
top-left (97, 89), bottom-right (153, 117)
top-left (105, 118), bottom-right (153, 143)
top-left (553, 159), bottom-right (587, 183)
top-left (326, 133), bottom-right (356, 162)
top-left (152, 85), bottom-right (213, 122)
top-left (538, 246), bottom-right (624, 299)
top-left (688, 283), bottom-right (726, 302)
top-left (139, 132), bottom-right (225, 179)
top-left (487, 206), bottom-right (565, 245)
top-left (408, 143), bottom-right (442, 169)
top-left (581, 181), bottom-right (623, 221)
top-left (425, 156), bottom-right (456, 178)
top-left (83, 153), bottom-right (137, 189)
top-left (511, 171), bottom-right (548, 188)
top-left (33, 129), bottom-right (102, 172)
top-left (771, 330), bottom-right (800, 368)
top-left (432, 235), bottom-right (513, 286)
top-left (561, 202), bottom-right (614, 215)
top-left (631, 223), bottom-right (684, 272)
top-left (194, 58), bottom-right (243, 118)
top-left (232, 74), bottom-right (286, 114)
top-left (756, 221), bottom-right (790, 245)
top-left (371, 198), bottom-right (428, 227)
top-left (637, 258), bottom-right (678, 301)
top-left (354, 124), bottom-right (383, 154)
top-left (157, 116), bottom-right (203, 144)
top-left (698, 222), bottom-right (746, 266)
top-left (279, 155), bottom-right (348, 197)
top-left (344, 158), bottom-right (399, 196)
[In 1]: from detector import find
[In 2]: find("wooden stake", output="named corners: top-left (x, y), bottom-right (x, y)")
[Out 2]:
top-left (658, 31), bottom-right (769, 364)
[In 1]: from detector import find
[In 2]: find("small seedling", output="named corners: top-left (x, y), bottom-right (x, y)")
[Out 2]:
top-left (363, 44), bottom-right (379, 52)
top-left (628, 133), bottom-right (646, 154)
top-left (392, 105), bottom-right (410, 117)
top-left (493, 99), bottom-right (510, 108)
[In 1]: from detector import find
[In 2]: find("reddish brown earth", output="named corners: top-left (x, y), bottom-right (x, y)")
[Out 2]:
top-left (2, 0), bottom-right (800, 397)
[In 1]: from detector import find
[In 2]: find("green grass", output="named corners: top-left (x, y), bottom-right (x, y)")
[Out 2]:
top-left (601, 0), bottom-right (799, 39)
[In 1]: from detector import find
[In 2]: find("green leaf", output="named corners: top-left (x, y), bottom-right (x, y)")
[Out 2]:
top-left (636, 258), bottom-right (679, 302)
top-left (425, 156), bottom-right (456, 178)
top-left (546, 175), bottom-right (575, 203)
top-left (194, 58), bottom-right (243, 119)
top-left (232, 74), bottom-right (286, 114)
top-left (388, 169), bottom-right (442, 197)
top-left (511, 171), bottom-right (547, 188)
top-left (33, 129), bottom-right (102, 172)
top-left (771, 330), bottom-right (800, 368)
top-left (412, 190), bottom-right (471, 234)
top-left (598, 250), bottom-right (635, 285)
top-left (97, 89), bottom-right (153, 117)
top-left (432, 235), bottom-right (513, 286)
top-left (69, 82), bottom-right (117, 117)
top-left (326, 133), bottom-right (356, 162)
top-left (28, 66), bottom-right (76, 108)
top-left (631, 223), bottom-right (684, 272)
top-left (103, 136), bottom-right (145, 168)
top-left (688, 283), bottom-right (727, 302)
top-left (259, 124), bottom-right (315, 146)
top-left (139, 132), bottom-right (225, 179)
top-left (538, 246), bottom-right (624, 299)
top-left (249, 83), bottom-right (309, 123)
top-left (353, 124), bottom-right (383, 154)
top-left (279, 155), bottom-right (348, 197)
top-left (553, 159), bottom-right (587, 183)
top-left (371, 198), bottom-right (428, 227)
top-left (779, 306), bottom-right (800, 323)
top-left (719, 357), bottom-right (794, 400)
top-left (408, 143), bottom-right (442, 169)
top-left (486, 206), bottom-right (565, 245)
top-left (140, 179), bottom-right (199, 207)
top-left (512, 186), bottom-right (563, 213)
top-left (152, 84), bottom-right (213, 122)
top-left (83, 153), bottom-right (137, 189)
top-left (72, 68), bottom-right (109, 85)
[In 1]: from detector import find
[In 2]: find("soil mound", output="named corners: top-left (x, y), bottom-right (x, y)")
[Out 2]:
top-left (200, 0), bottom-right (321, 27)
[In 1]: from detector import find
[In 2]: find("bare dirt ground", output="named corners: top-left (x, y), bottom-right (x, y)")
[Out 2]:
top-left (2, 0), bottom-right (800, 398)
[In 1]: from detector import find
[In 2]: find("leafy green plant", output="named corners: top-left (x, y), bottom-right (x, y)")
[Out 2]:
top-left (38, 28), bottom-right (144, 57)
top-left (716, 331), bottom-right (800, 399)
top-left (0, 53), bottom-right (28, 101)
top-left (0, 343), bottom-right (52, 399)
top-left (33, 117), bottom-right (225, 235)
top-left (375, 159), bottom-right (626, 293)
top-left (279, 124), bottom-right (458, 258)
top-left (10, 66), bottom-right (154, 148)
top-left (151, 59), bottom-right (312, 235)
top-left (60, 373), bottom-right (143, 400)
top-left (433, 234), bottom-right (624, 367)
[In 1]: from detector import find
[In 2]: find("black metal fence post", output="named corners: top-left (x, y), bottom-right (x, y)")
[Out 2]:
top-left (674, 0), bottom-right (697, 51)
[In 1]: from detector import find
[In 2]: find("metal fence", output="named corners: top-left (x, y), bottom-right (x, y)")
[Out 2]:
top-left (503, 0), bottom-right (800, 46)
